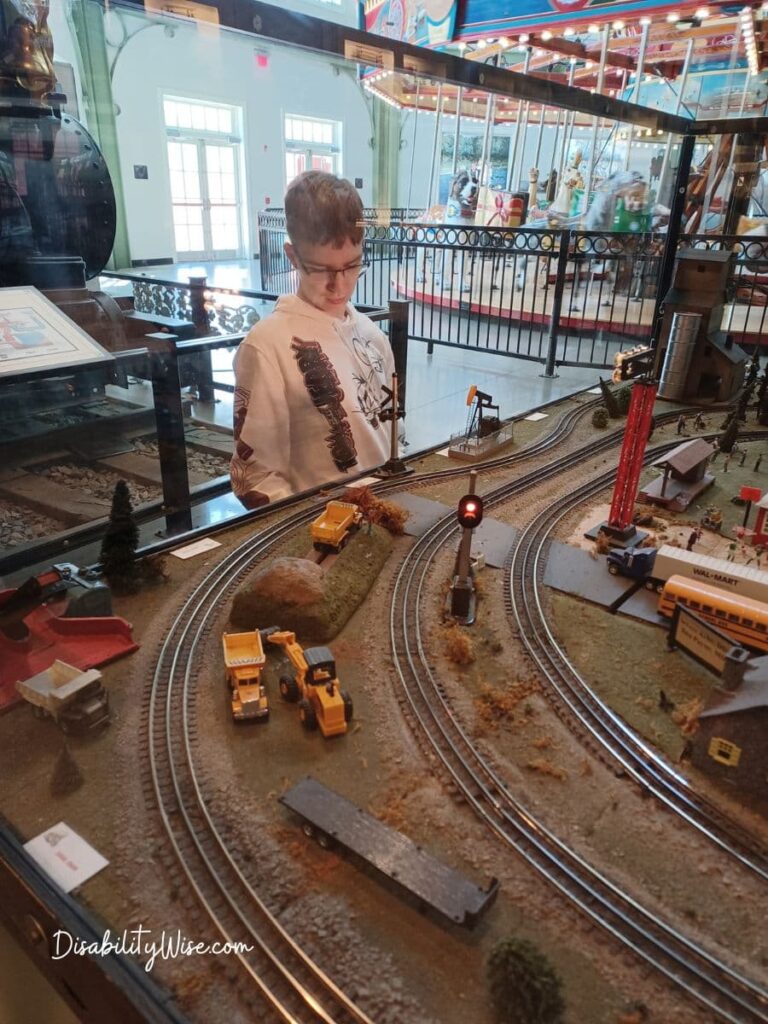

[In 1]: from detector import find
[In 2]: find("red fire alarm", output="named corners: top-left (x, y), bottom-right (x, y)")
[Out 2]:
top-left (255, 50), bottom-right (269, 69)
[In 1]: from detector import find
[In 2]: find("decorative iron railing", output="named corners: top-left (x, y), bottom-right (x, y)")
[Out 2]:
top-left (257, 211), bottom-right (768, 370)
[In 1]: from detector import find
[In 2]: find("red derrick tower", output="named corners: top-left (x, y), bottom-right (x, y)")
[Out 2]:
top-left (603, 379), bottom-right (658, 543)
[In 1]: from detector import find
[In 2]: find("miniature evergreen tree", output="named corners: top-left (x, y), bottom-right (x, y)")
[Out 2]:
top-left (719, 415), bottom-right (740, 454)
top-left (736, 384), bottom-right (754, 422)
top-left (757, 367), bottom-right (768, 408)
top-left (598, 377), bottom-right (620, 419)
top-left (758, 386), bottom-right (768, 426)
top-left (487, 937), bottom-right (565, 1024)
top-left (100, 480), bottom-right (140, 592)
top-left (50, 742), bottom-right (84, 797)
top-left (745, 356), bottom-right (759, 388)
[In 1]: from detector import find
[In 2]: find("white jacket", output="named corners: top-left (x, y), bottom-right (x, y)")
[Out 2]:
top-left (231, 293), bottom-right (394, 506)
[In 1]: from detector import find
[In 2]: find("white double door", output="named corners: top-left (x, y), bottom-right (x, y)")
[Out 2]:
top-left (168, 138), bottom-right (242, 260)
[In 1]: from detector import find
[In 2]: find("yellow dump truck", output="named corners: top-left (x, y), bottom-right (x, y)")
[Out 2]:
top-left (222, 630), bottom-right (269, 721)
top-left (311, 500), bottom-right (363, 552)
top-left (266, 630), bottom-right (352, 737)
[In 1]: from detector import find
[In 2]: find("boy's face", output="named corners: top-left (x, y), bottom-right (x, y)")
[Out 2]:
top-left (285, 238), bottom-right (364, 318)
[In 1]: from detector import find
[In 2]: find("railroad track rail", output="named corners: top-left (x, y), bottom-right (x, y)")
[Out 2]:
top-left (146, 512), bottom-right (377, 1024)
top-left (388, 435), bottom-right (768, 1023)
top-left (504, 431), bottom-right (768, 881)
top-left (138, 398), bottom-right (603, 1020)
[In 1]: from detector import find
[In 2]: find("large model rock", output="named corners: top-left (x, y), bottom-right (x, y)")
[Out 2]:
top-left (230, 533), bottom-right (392, 642)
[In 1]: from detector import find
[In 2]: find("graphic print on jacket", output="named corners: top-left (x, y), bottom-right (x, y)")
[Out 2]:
top-left (351, 330), bottom-right (386, 430)
top-left (291, 337), bottom-right (359, 472)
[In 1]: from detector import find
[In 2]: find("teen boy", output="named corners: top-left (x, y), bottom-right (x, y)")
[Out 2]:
top-left (230, 171), bottom-right (394, 508)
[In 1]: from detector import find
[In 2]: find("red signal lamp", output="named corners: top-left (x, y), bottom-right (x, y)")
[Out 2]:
top-left (457, 493), bottom-right (484, 530)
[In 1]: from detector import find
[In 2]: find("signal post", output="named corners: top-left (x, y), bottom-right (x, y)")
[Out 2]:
top-left (448, 469), bottom-right (484, 625)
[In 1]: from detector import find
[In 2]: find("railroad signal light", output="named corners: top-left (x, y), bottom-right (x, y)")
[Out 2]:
top-left (457, 494), bottom-right (483, 530)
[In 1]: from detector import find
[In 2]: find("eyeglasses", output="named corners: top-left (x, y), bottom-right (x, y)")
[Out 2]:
top-left (294, 253), bottom-right (369, 284)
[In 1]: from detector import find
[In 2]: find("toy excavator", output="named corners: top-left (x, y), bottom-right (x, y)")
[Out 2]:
top-left (266, 630), bottom-right (352, 738)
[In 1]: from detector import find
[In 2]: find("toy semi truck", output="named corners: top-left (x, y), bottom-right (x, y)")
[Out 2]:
top-left (607, 543), bottom-right (768, 602)
top-left (222, 630), bottom-right (269, 721)
top-left (16, 660), bottom-right (109, 734)
top-left (311, 500), bottom-right (362, 552)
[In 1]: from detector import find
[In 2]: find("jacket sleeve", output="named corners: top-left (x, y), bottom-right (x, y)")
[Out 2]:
top-left (230, 342), bottom-right (293, 507)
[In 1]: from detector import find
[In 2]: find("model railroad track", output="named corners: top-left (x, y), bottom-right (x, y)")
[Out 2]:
top-left (504, 431), bottom-right (768, 882)
top-left (137, 398), bottom-right (610, 1020)
top-left (138, 399), bottom-right (718, 1019)
top-left (146, 511), bottom-right (376, 1024)
top-left (389, 439), bottom-right (768, 1024)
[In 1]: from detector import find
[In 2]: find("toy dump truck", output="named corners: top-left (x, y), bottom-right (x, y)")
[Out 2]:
top-left (222, 630), bottom-right (269, 721)
top-left (311, 500), bottom-right (362, 552)
top-left (607, 543), bottom-right (768, 601)
top-left (266, 630), bottom-right (352, 737)
top-left (16, 660), bottom-right (109, 734)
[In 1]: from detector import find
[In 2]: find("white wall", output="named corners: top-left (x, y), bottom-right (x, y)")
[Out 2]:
top-left (108, 8), bottom-right (373, 262)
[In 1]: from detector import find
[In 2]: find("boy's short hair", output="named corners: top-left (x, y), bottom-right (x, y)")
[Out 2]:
top-left (285, 171), bottom-right (364, 248)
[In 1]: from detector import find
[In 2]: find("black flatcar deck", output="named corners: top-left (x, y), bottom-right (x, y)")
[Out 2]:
top-left (279, 776), bottom-right (498, 927)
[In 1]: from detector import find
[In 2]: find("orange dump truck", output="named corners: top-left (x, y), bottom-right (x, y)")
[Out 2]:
top-left (311, 500), bottom-right (362, 552)
top-left (222, 630), bottom-right (269, 721)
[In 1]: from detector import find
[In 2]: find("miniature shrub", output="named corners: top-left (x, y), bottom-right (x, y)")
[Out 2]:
top-left (487, 937), bottom-right (565, 1024)
top-left (445, 625), bottom-right (475, 665)
top-left (342, 485), bottom-right (409, 534)
top-left (592, 406), bottom-right (609, 429)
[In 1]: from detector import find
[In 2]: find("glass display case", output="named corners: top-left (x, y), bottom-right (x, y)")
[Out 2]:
top-left (1, 2), bottom-right (767, 1022)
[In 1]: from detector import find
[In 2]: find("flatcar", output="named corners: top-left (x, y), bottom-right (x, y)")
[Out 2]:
top-left (658, 575), bottom-right (768, 653)
top-left (279, 777), bottom-right (498, 928)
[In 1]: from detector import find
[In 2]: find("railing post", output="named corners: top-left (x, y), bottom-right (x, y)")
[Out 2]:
top-left (148, 334), bottom-right (193, 536)
top-left (650, 133), bottom-right (695, 349)
top-left (543, 229), bottom-right (570, 378)
top-left (188, 276), bottom-right (215, 401)
top-left (388, 299), bottom-right (409, 410)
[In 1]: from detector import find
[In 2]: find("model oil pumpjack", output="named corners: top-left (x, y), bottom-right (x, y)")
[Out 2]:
top-left (266, 631), bottom-right (352, 737)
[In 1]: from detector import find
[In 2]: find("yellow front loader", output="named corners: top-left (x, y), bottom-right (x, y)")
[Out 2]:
top-left (266, 630), bottom-right (352, 738)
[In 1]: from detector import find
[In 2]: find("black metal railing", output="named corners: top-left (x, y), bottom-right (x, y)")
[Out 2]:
top-left (257, 211), bottom-right (768, 370)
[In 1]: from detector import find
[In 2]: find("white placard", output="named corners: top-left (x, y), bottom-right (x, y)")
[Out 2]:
top-left (0, 287), bottom-right (113, 378)
top-left (587, 388), bottom-right (603, 395)
top-left (24, 822), bottom-right (109, 893)
top-left (524, 412), bottom-right (549, 421)
top-left (170, 537), bottom-right (222, 560)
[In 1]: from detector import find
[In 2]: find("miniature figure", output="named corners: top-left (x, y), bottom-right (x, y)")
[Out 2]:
top-left (693, 411), bottom-right (706, 431)
top-left (756, 454), bottom-right (763, 473)
top-left (677, 414), bottom-right (687, 436)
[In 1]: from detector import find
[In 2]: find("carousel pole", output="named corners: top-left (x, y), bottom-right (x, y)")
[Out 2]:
top-left (406, 77), bottom-right (421, 211)
top-left (657, 38), bottom-right (694, 203)
top-left (583, 24), bottom-right (611, 211)
top-left (451, 86), bottom-right (463, 175)
top-left (699, 26), bottom-right (742, 230)
top-left (478, 88), bottom-right (494, 189)
top-left (551, 59), bottom-right (576, 192)
top-left (624, 22), bottom-right (650, 171)
top-left (506, 47), bottom-right (530, 190)
top-left (607, 70), bottom-right (628, 173)
top-left (427, 82), bottom-right (444, 207)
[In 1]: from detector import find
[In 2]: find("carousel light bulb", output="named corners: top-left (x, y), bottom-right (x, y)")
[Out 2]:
top-left (541, 30), bottom-right (553, 41)
top-left (519, 33), bottom-right (529, 42)
top-left (666, 11), bottom-right (680, 22)
top-left (613, 20), bottom-right (625, 29)
top-left (695, 7), bottom-right (709, 17)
